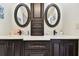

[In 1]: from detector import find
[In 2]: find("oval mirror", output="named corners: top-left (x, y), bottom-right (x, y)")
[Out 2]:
top-left (45, 3), bottom-right (61, 27)
top-left (14, 3), bottom-right (30, 27)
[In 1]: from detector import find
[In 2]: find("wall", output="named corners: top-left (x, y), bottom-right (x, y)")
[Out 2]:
top-left (44, 3), bottom-right (63, 35)
top-left (44, 3), bottom-right (79, 36)
top-left (0, 3), bottom-right (13, 35)
top-left (44, 4), bottom-right (79, 56)
top-left (0, 3), bottom-right (79, 36)
top-left (62, 3), bottom-right (79, 36)
top-left (11, 3), bottom-right (31, 35)
top-left (0, 3), bottom-right (32, 36)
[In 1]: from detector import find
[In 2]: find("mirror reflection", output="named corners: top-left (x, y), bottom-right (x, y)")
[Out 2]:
top-left (17, 6), bottom-right (28, 25)
top-left (47, 6), bottom-right (58, 25)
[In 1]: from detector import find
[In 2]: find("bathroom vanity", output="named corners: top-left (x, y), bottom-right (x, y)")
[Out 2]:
top-left (0, 36), bottom-right (78, 56)
top-left (0, 3), bottom-right (79, 56)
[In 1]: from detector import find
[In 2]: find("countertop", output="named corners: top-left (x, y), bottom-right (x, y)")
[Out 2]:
top-left (0, 35), bottom-right (79, 40)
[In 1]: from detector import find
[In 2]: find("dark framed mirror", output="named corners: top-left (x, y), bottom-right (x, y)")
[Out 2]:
top-left (14, 3), bottom-right (30, 27)
top-left (45, 3), bottom-right (61, 27)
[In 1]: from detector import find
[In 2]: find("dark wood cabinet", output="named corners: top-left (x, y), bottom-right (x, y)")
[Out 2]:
top-left (50, 39), bottom-right (78, 56)
top-left (0, 40), bottom-right (23, 56)
top-left (31, 3), bottom-right (44, 36)
top-left (10, 40), bottom-right (23, 56)
top-left (23, 40), bottom-right (50, 56)
top-left (0, 39), bottom-right (78, 56)
top-left (0, 40), bottom-right (8, 56)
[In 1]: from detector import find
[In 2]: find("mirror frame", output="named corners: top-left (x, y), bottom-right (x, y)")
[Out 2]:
top-left (14, 3), bottom-right (30, 27)
top-left (45, 3), bottom-right (61, 27)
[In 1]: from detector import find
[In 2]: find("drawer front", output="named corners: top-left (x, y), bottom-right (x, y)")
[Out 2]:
top-left (24, 41), bottom-right (50, 49)
top-left (24, 49), bottom-right (50, 56)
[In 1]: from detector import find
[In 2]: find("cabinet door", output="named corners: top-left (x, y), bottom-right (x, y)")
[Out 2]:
top-left (51, 39), bottom-right (78, 56)
top-left (31, 3), bottom-right (44, 36)
top-left (62, 40), bottom-right (78, 56)
top-left (0, 40), bottom-right (8, 56)
top-left (13, 40), bottom-right (23, 56)
top-left (0, 40), bottom-right (23, 56)
top-left (7, 40), bottom-right (23, 56)
top-left (9, 40), bottom-right (23, 56)
top-left (50, 40), bottom-right (61, 56)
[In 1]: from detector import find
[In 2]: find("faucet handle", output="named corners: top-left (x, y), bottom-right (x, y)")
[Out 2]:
top-left (17, 30), bottom-right (22, 35)
top-left (53, 30), bottom-right (57, 35)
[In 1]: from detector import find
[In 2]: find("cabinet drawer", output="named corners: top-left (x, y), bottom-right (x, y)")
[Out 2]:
top-left (24, 41), bottom-right (50, 49)
top-left (24, 49), bottom-right (50, 56)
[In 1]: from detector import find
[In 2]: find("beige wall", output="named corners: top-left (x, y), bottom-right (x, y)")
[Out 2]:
top-left (62, 3), bottom-right (79, 36)
top-left (44, 3), bottom-right (79, 36)
top-left (44, 3), bottom-right (63, 35)
top-left (0, 3), bottom-right (31, 35)
top-left (11, 3), bottom-right (31, 35)
top-left (0, 3), bottom-right (79, 36)
top-left (0, 4), bottom-right (13, 35)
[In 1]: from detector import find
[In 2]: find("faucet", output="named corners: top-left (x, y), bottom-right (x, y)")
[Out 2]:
top-left (53, 30), bottom-right (57, 35)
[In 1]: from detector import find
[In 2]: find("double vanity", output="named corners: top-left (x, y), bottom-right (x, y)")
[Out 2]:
top-left (0, 35), bottom-right (78, 56)
top-left (0, 3), bottom-right (79, 56)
